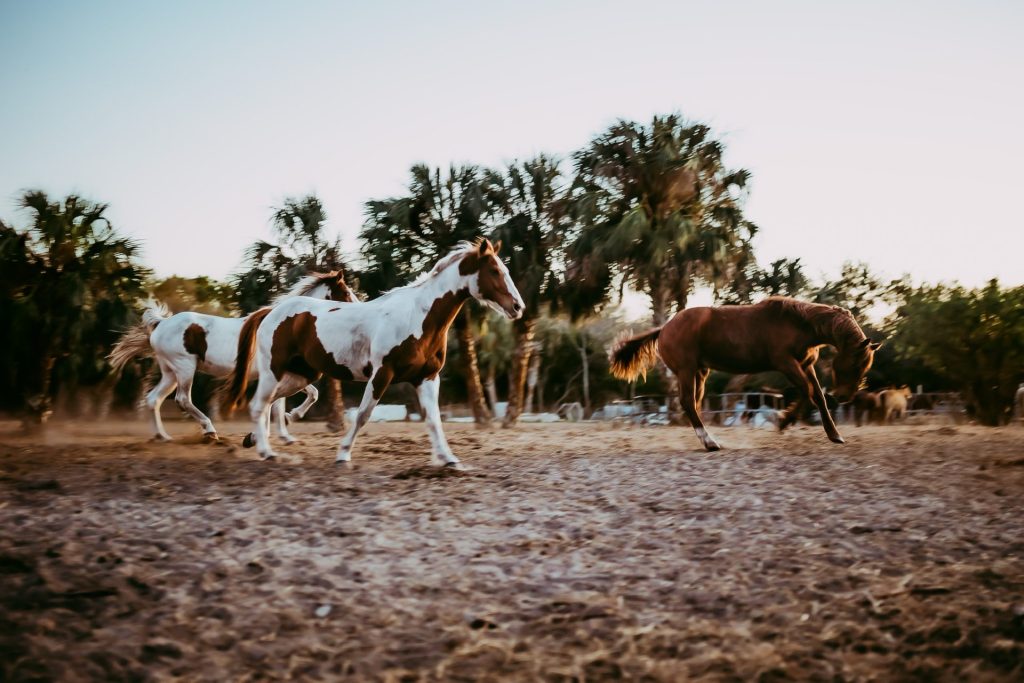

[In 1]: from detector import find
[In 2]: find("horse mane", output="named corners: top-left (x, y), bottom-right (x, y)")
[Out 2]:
top-left (763, 297), bottom-right (866, 349)
top-left (380, 241), bottom-right (478, 297)
top-left (272, 271), bottom-right (340, 304)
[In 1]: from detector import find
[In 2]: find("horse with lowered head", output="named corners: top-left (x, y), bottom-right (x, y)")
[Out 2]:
top-left (610, 297), bottom-right (881, 451)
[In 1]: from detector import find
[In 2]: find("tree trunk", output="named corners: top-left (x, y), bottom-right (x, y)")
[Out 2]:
top-left (455, 307), bottom-right (492, 427)
top-left (324, 378), bottom-right (347, 433)
top-left (23, 354), bottom-right (56, 432)
top-left (502, 317), bottom-right (538, 427)
top-left (579, 332), bottom-right (591, 416)
top-left (524, 348), bottom-right (542, 414)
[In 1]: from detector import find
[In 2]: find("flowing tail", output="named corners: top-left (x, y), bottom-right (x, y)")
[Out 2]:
top-left (609, 327), bottom-right (663, 381)
top-left (107, 299), bottom-right (170, 374)
top-left (225, 307), bottom-right (272, 409)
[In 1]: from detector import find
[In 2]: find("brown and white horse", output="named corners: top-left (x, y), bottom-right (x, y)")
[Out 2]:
top-left (610, 297), bottom-right (881, 451)
top-left (227, 239), bottom-right (525, 466)
top-left (109, 271), bottom-right (354, 442)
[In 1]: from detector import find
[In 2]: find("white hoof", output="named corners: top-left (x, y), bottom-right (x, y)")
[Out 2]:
top-left (279, 435), bottom-right (298, 445)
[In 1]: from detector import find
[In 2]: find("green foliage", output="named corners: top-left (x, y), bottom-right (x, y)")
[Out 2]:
top-left (359, 164), bottom-right (499, 296)
top-left (233, 195), bottom-right (347, 313)
top-left (886, 281), bottom-right (1024, 425)
top-left (150, 275), bottom-right (232, 314)
top-left (718, 257), bottom-right (809, 304)
top-left (0, 191), bottom-right (149, 420)
top-left (567, 114), bottom-right (757, 322)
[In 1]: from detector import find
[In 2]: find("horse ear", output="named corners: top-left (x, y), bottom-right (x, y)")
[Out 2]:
top-left (869, 340), bottom-right (883, 351)
top-left (478, 238), bottom-right (493, 255)
top-left (493, 239), bottom-right (502, 255)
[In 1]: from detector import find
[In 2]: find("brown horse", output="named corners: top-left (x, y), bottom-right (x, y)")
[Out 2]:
top-left (610, 297), bottom-right (881, 451)
top-left (850, 389), bottom-right (882, 426)
top-left (879, 385), bottom-right (912, 423)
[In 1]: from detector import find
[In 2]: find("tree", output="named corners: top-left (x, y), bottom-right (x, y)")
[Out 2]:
top-left (150, 275), bottom-right (232, 314)
top-left (568, 115), bottom-right (757, 417)
top-left (360, 164), bottom-right (500, 426)
top-left (569, 114), bottom-right (757, 326)
top-left (1, 191), bottom-right (148, 428)
top-left (488, 155), bottom-right (567, 426)
top-left (718, 257), bottom-right (809, 304)
top-left (234, 194), bottom-right (350, 430)
top-left (887, 280), bottom-right (1024, 425)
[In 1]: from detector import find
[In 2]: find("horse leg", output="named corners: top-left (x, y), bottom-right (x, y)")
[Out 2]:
top-left (679, 367), bottom-right (720, 451)
top-left (805, 365), bottom-right (844, 443)
top-left (146, 363), bottom-right (177, 441)
top-left (271, 398), bottom-right (296, 444)
top-left (335, 369), bottom-right (392, 467)
top-left (172, 367), bottom-right (218, 441)
top-left (246, 374), bottom-right (281, 459)
top-left (287, 384), bottom-right (320, 422)
top-left (417, 376), bottom-right (460, 468)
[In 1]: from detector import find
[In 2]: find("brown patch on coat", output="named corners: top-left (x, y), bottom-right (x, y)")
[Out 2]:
top-left (373, 289), bottom-right (471, 398)
top-left (183, 324), bottom-right (208, 363)
top-left (270, 312), bottom-right (355, 383)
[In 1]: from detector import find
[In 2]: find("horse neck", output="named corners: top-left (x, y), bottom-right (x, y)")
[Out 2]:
top-left (409, 260), bottom-right (473, 334)
top-left (814, 309), bottom-right (865, 351)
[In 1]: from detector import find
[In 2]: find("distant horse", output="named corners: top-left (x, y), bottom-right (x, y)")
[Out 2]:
top-left (610, 297), bottom-right (881, 451)
top-left (226, 239), bottom-right (525, 465)
top-left (109, 271), bottom-right (354, 442)
top-left (879, 385), bottom-right (912, 424)
top-left (850, 390), bottom-right (881, 426)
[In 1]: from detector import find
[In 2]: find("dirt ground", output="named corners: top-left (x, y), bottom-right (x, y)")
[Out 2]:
top-left (1, 418), bottom-right (1023, 682)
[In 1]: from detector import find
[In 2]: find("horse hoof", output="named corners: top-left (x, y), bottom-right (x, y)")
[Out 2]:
top-left (442, 461), bottom-right (467, 471)
top-left (830, 435), bottom-right (846, 444)
top-left (202, 432), bottom-right (219, 444)
top-left (151, 435), bottom-right (172, 443)
top-left (704, 442), bottom-right (722, 452)
top-left (279, 437), bottom-right (298, 446)
top-left (242, 433), bottom-right (255, 449)
top-left (335, 459), bottom-right (353, 470)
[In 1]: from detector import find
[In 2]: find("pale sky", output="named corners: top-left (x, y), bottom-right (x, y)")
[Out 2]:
top-left (2, 0), bottom-right (1022, 297)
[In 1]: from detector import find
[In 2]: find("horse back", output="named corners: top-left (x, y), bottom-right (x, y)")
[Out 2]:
top-left (659, 304), bottom-right (813, 373)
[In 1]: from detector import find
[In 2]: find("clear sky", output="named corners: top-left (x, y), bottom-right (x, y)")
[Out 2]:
top-left (2, 0), bottom-right (1022, 294)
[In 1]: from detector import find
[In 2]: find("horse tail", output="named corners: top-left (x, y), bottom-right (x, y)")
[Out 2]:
top-left (107, 299), bottom-right (169, 375)
top-left (609, 327), bottom-right (662, 381)
top-left (226, 307), bottom-right (272, 409)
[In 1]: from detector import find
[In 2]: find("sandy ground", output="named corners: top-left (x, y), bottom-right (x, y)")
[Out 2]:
top-left (1, 418), bottom-right (1023, 682)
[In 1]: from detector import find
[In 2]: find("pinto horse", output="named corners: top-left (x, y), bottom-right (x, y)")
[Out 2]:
top-left (227, 239), bottom-right (525, 466)
top-left (610, 297), bottom-right (881, 451)
top-left (109, 271), bottom-right (354, 442)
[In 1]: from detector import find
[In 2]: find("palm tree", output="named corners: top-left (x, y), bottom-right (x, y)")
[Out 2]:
top-left (568, 115), bottom-right (757, 416)
top-left (234, 195), bottom-right (346, 313)
top-left (488, 155), bottom-right (567, 426)
top-left (234, 194), bottom-right (350, 430)
top-left (360, 164), bottom-right (500, 426)
top-left (3, 191), bottom-right (148, 428)
top-left (569, 114), bottom-right (757, 324)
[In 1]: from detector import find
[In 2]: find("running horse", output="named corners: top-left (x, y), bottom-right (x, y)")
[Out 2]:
top-left (109, 271), bottom-right (355, 442)
top-left (610, 297), bottom-right (881, 451)
top-left (227, 239), bottom-right (525, 466)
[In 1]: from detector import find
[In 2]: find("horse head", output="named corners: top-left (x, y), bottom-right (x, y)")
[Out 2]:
top-left (831, 337), bottom-right (882, 402)
top-left (460, 239), bottom-right (524, 320)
